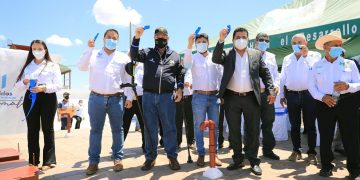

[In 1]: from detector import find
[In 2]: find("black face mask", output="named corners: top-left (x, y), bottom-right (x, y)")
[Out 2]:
top-left (155, 38), bottom-right (168, 48)
top-left (64, 95), bottom-right (69, 100)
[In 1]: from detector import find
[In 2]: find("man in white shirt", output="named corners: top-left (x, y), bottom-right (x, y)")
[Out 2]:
top-left (213, 27), bottom-right (276, 176)
top-left (77, 29), bottom-right (133, 175)
top-left (309, 31), bottom-right (360, 179)
top-left (175, 69), bottom-right (194, 150)
top-left (184, 33), bottom-right (223, 167)
top-left (279, 33), bottom-right (321, 164)
top-left (251, 32), bottom-right (280, 160)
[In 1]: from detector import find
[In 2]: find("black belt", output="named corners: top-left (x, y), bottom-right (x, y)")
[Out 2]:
top-left (91, 91), bottom-right (123, 97)
top-left (286, 90), bottom-right (308, 95)
top-left (183, 95), bottom-right (192, 99)
top-left (226, 89), bottom-right (254, 97)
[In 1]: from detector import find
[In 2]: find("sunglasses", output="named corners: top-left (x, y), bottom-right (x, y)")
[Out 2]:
top-left (258, 39), bottom-right (270, 43)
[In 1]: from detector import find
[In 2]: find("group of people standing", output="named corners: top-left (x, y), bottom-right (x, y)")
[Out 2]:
top-left (15, 26), bottom-right (360, 179)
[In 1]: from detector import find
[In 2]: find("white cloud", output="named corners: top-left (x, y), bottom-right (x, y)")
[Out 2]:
top-left (0, 35), bottom-right (5, 40)
top-left (92, 0), bottom-right (142, 27)
top-left (74, 39), bottom-right (83, 46)
top-left (46, 34), bottom-right (73, 47)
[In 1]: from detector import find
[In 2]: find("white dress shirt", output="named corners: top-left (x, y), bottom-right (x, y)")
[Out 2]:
top-left (183, 69), bottom-right (193, 96)
top-left (134, 63), bottom-right (144, 96)
top-left (77, 48), bottom-right (133, 100)
top-left (15, 60), bottom-right (62, 93)
top-left (308, 56), bottom-right (360, 101)
top-left (279, 51), bottom-right (321, 97)
top-left (260, 52), bottom-right (279, 89)
top-left (183, 49), bottom-right (223, 91)
top-left (227, 51), bottom-right (253, 93)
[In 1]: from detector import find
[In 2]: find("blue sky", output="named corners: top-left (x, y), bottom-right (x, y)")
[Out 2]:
top-left (0, 0), bottom-right (292, 91)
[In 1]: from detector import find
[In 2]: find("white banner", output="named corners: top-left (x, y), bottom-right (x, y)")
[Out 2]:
top-left (0, 48), bottom-right (28, 135)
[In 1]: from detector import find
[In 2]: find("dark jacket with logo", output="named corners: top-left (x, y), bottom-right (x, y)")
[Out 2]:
top-left (130, 38), bottom-right (185, 93)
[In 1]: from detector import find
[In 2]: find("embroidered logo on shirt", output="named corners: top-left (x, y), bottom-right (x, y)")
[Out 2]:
top-left (169, 59), bottom-right (175, 65)
top-left (149, 58), bottom-right (155, 63)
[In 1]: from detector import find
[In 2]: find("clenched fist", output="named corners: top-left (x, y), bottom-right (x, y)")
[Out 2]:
top-left (219, 28), bottom-right (229, 42)
top-left (135, 27), bottom-right (145, 39)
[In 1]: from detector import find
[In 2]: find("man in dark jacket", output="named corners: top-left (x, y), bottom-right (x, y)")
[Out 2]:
top-left (130, 27), bottom-right (185, 171)
top-left (212, 27), bottom-right (275, 176)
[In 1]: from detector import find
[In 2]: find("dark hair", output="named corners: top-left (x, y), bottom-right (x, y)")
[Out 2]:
top-left (256, 32), bottom-right (268, 41)
top-left (104, 28), bottom-right (119, 38)
top-left (16, 40), bottom-right (52, 82)
top-left (195, 33), bottom-right (209, 41)
top-left (232, 27), bottom-right (249, 40)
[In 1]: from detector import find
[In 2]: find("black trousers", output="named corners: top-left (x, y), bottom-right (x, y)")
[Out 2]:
top-left (123, 96), bottom-right (145, 150)
top-left (224, 91), bottom-right (261, 166)
top-left (23, 91), bottom-right (57, 166)
top-left (72, 115), bottom-right (82, 129)
top-left (317, 94), bottom-right (359, 175)
top-left (218, 103), bottom-right (226, 145)
top-left (175, 95), bottom-right (194, 146)
top-left (285, 91), bottom-right (317, 154)
top-left (260, 92), bottom-right (276, 154)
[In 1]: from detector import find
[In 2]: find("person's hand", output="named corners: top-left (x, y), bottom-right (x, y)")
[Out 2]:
top-left (280, 97), bottom-right (287, 107)
top-left (220, 98), bottom-right (224, 105)
top-left (299, 45), bottom-right (308, 57)
top-left (322, 95), bottom-right (337, 107)
top-left (267, 95), bottom-right (276, 104)
top-left (30, 85), bottom-right (46, 93)
top-left (135, 27), bottom-right (145, 39)
top-left (219, 28), bottom-right (228, 42)
top-left (187, 34), bottom-right (195, 49)
top-left (88, 39), bottom-right (95, 48)
top-left (23, 79), bottom-right (30, 85)
top-left (125, 100), bottom-right (132, 109)
top-left (274, 86), bottom-right (279, 95)
top-left (174, 89), bottom-right (183, 102)
top-left (334, 82), bottom-right (349, 92)
top-left (57, 116), bottom-right (61, 122)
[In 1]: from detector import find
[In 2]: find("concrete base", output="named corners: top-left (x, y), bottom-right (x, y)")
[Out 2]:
top-left (203, 167), bottom-right (223, 179)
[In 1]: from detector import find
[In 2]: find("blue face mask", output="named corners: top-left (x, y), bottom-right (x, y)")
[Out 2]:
top-left (329, 47), bottom-right (344, 59)
top-left (105, 39), bottom-right (117, 50)
top-left (292, 44), bottom-right (301, 54)
top-left (258, 41), bottom-right (269, 51)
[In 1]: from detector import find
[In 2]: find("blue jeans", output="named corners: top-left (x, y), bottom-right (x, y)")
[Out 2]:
top-left (88, 92), bottom-right (125, 164)
top-left (142, 91), bottom-right (177, 160)
top-left (192, 93), bottom-right (220, 156)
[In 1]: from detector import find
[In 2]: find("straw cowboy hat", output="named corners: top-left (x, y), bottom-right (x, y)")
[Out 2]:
top-left (315, 30), bottom-right (345, 50)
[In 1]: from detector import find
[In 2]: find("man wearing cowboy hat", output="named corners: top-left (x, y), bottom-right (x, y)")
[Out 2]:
top-left (309, 30), bottom-right (360, 179)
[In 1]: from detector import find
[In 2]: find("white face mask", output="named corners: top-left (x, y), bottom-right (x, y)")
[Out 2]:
top-left (32, 50), bottom-right (46, 60)
top-left (196, 43), bottom-right (208, 53)
top-left (234, 39), bottom-right (248, 50)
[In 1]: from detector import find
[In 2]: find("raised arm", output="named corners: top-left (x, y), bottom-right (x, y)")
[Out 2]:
top-left (77, 39), bottom-right (95, 71)
top-left (212, 28), bottom-right (229, 65)
top-left (130, 27), bottom-right (146, 63)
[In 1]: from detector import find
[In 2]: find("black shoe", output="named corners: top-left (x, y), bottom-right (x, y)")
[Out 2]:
top-left (141, 160), bottom-right (155, 171)
top-left (263, 152), bottom-right (280, 160)
top-left (168, 157), bottom-right (180, 170)
top-left (319, 168), bottom-right (333, 177)
top-left (251, 165), bottom-right (262, 176)
top-left (226, 162), bottom-right (245, 170)
top-left (334, 148), bottom-right (346, 156)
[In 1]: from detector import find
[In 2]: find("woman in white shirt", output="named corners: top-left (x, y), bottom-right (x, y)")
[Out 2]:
top-left (15, 40), bottom-right (62, 171)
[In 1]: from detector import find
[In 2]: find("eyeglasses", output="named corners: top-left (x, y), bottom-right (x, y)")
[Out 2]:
top-left (258, 39), bottom-right (270, 43)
